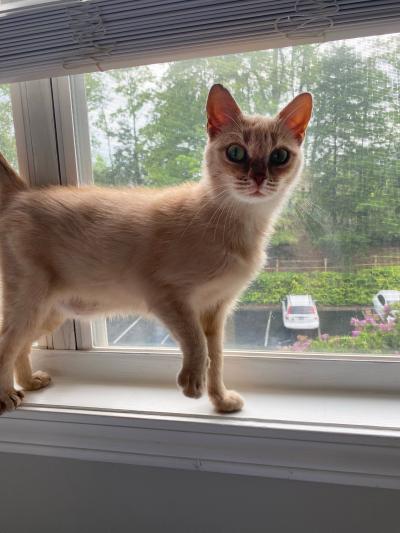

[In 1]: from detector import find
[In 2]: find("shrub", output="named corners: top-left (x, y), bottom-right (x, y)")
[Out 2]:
top-left (308, 305), bottom-right (400, 353)
top-left (242, 267), bottom-right (400, 306)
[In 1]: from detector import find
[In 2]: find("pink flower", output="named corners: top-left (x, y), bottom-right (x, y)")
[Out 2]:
top-left (352, 330), bottom-right (361, 337)
top-left (320, 333), bottom-right (330, 341)
top-left (291, 336), bottom-right (312, 352)
top-left (379, 323), bottom-right (395, 332)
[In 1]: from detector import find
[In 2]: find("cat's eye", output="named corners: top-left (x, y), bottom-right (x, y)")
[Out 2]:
top-left (269, 148), bottom-right (290, 166)
top-left (226, 144), bottom-right (247, 163)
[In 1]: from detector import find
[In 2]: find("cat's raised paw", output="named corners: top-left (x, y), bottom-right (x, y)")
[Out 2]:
top-left (0, 388), bottom-right (24, 415)
top-left (212, 390), bottom-right (244, 413)
top-left (177, 367), bottom-right (206, 399)
top-left (21, 370), bottom-right (52, 391)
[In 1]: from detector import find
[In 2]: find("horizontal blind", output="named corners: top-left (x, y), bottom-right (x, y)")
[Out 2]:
top-left (0, 0), bottom-right (399, 83)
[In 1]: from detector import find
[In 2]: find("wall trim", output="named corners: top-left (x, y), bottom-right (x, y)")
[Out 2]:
top-left (2, 407), bottom-right (400, 489)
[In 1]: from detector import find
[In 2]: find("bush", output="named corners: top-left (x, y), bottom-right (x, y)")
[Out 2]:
top-left (242, 267), bottom-right (400, 306)
top-left (308, 308), bottom-right (400, 353)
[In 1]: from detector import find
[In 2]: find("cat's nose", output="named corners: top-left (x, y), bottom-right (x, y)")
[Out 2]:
top-left (249, 159), bottom-right (266, 186)
top-left (251, 173), bottom-right (266, 186)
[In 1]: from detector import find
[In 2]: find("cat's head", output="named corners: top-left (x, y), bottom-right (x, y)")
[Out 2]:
top-left (204, 84), bottom-right (312, 204)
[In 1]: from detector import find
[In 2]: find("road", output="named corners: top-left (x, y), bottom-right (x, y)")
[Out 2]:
top-left (106, 307), bottom-right (364, 349)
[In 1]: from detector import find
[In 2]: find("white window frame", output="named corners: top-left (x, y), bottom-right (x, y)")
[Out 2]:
top-left (3, 42), bottom-right (400, 489)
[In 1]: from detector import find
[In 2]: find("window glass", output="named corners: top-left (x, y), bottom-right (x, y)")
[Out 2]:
top-left (289, 307), bottom-right (315, 315)
top-left (85, 34), bottom-right (400, 354)
top-left (0, 84), bottom-right (17, 169)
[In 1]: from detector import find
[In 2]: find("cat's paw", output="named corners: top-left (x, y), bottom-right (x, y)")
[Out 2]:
top-left (20, 370), bottom-right (52, 391)
top-left (177, 367), bottom-right (206, 399)
top-left (211, 390), bottom-right (244, 413)
top-left (0, 388), bottom-right (24, 415)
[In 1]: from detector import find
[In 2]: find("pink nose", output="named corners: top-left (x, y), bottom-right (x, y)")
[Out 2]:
top-left (252, 174), bottom-right (265, 186)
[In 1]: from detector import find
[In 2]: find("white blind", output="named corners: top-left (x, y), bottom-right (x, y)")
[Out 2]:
top-left (0, 0), bottom-right (399, 83)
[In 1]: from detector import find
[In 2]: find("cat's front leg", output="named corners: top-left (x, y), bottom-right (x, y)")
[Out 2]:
top-left (201, 304), bottom-right (244, 413)
top-left (155, 299), bottom-right (208, 399)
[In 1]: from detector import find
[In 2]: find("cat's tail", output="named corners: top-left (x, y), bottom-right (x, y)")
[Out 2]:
top-left (0, 151), bottom-right (27, 210)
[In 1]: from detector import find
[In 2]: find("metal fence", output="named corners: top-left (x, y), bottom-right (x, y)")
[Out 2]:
top-left (264, 255), bottom-right (400, 272)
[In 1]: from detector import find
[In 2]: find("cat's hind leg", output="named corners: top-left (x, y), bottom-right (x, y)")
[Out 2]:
top-left (0, 275), bottom-right (52, 414)
top-left (14, 309), bottom-right (64, 391)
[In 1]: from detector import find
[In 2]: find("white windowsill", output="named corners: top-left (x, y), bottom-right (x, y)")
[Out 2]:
top-left (1, 349), bottom-right (400, 489)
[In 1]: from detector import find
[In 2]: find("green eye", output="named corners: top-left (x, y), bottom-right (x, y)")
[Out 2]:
top-left (270, 148), bottom-right (289, 166)
top-left (226, 144), bottom-right (246, 163)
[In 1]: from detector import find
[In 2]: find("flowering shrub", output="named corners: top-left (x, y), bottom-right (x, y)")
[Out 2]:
top-left (290, 335), bottom-right (312, 352)
top-left (306, 305), bottom-right (400, 354)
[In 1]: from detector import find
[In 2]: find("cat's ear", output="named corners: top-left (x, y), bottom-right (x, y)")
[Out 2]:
top-left (278, 92), bottom-right (313, 144)
top-left (206, 84), bottom-right (242, 138)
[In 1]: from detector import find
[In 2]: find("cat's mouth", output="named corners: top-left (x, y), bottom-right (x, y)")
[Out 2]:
top-left (249, 183), bottom-right (278, 198)
top-left (233, 178), bottom-right (278, 202)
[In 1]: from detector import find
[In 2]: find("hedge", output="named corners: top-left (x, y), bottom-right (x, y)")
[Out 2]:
top-left (242, 267), bottom-right (400, 306)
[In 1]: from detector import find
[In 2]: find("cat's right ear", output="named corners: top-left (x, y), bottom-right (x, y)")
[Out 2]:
top-left (206, 84), bottom-right (242, 138)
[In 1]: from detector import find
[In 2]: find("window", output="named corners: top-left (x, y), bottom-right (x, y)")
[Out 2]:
top-left (82, 33), bottom-right (400, 355)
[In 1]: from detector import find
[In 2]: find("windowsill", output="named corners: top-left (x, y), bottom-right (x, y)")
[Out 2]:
top-left (2, 349), bottom-right (400, 489)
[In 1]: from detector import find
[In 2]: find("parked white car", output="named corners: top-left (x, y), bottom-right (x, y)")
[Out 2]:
top-left (282, 294), bottom-right (320, 330)
top-left (372, 290), bottom-right (400, 319)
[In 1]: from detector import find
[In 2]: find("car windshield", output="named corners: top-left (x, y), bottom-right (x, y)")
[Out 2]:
top-left (289, 306), bottom-right (315, 314)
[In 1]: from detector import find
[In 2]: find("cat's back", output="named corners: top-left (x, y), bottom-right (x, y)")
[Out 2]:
top-left (2, 182), bottom-right (199, 230)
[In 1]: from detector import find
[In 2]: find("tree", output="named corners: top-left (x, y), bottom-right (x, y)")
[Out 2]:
top-left (0, 85), bottom-right (17, 168)
top-left (306, 38), bottom-right (400, 261)
top-left (110, 68), bottom-right (154, 185)
top-left (85, 67), bottom-right (154, 186)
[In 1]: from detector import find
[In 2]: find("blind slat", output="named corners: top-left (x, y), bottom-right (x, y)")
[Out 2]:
top-left (0, 0), bottom-right (398, 83)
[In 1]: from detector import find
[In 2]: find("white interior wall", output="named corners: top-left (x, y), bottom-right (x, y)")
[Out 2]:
top-left (1, 452), bottom-right (399, 533)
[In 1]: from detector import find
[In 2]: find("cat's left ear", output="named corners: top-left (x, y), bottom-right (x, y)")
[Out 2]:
top-left (206, 84), bottom-right (242, 138)
top-left (278, 92), bottom-right (313, 144)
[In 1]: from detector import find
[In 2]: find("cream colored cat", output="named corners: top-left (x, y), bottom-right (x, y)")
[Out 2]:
top-left (0, 84), bottom-right (312, 415)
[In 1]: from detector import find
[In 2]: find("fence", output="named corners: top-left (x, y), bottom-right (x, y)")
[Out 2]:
top-left (264, 255), bottom-right (400, 273)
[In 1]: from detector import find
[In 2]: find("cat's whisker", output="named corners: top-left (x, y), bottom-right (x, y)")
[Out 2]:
top-left (212, 200), bottom-right (231, 243)
top-left (293, 202), bottom-right (333, 234)
top-left (222, 112), bottom-right (244, 133)
top-left (295, 198), bottom-right (333, 228)
top-left (225, 200), bottom-right (238, 247)
top-left (178, 187), bottom-right (228, 240)
top-left (198, 192), bottom-right (232, 241)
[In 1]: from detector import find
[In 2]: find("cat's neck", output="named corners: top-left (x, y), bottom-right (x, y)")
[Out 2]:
top-left (196, 179), bottom-right (286, 253)
top-left (199, 179), bottom-right (286, 228)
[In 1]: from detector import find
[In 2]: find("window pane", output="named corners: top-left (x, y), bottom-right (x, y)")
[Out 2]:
top-left (0, 84), bottom-right (17, 169)
top-left (85, 34), bottom-right (400, 354)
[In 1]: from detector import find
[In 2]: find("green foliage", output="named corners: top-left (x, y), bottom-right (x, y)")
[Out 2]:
top-left (0, 85), bottom-right (17, 168)
top-left (85, 68), bottom-right (153, 186)
top-left (242, 267), bottom-right (400, 306)
top-left (306, 39), bottom-right (400, 260)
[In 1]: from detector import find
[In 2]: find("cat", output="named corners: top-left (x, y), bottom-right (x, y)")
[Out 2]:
top-left (0, 84), bottom-right (312, 415)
